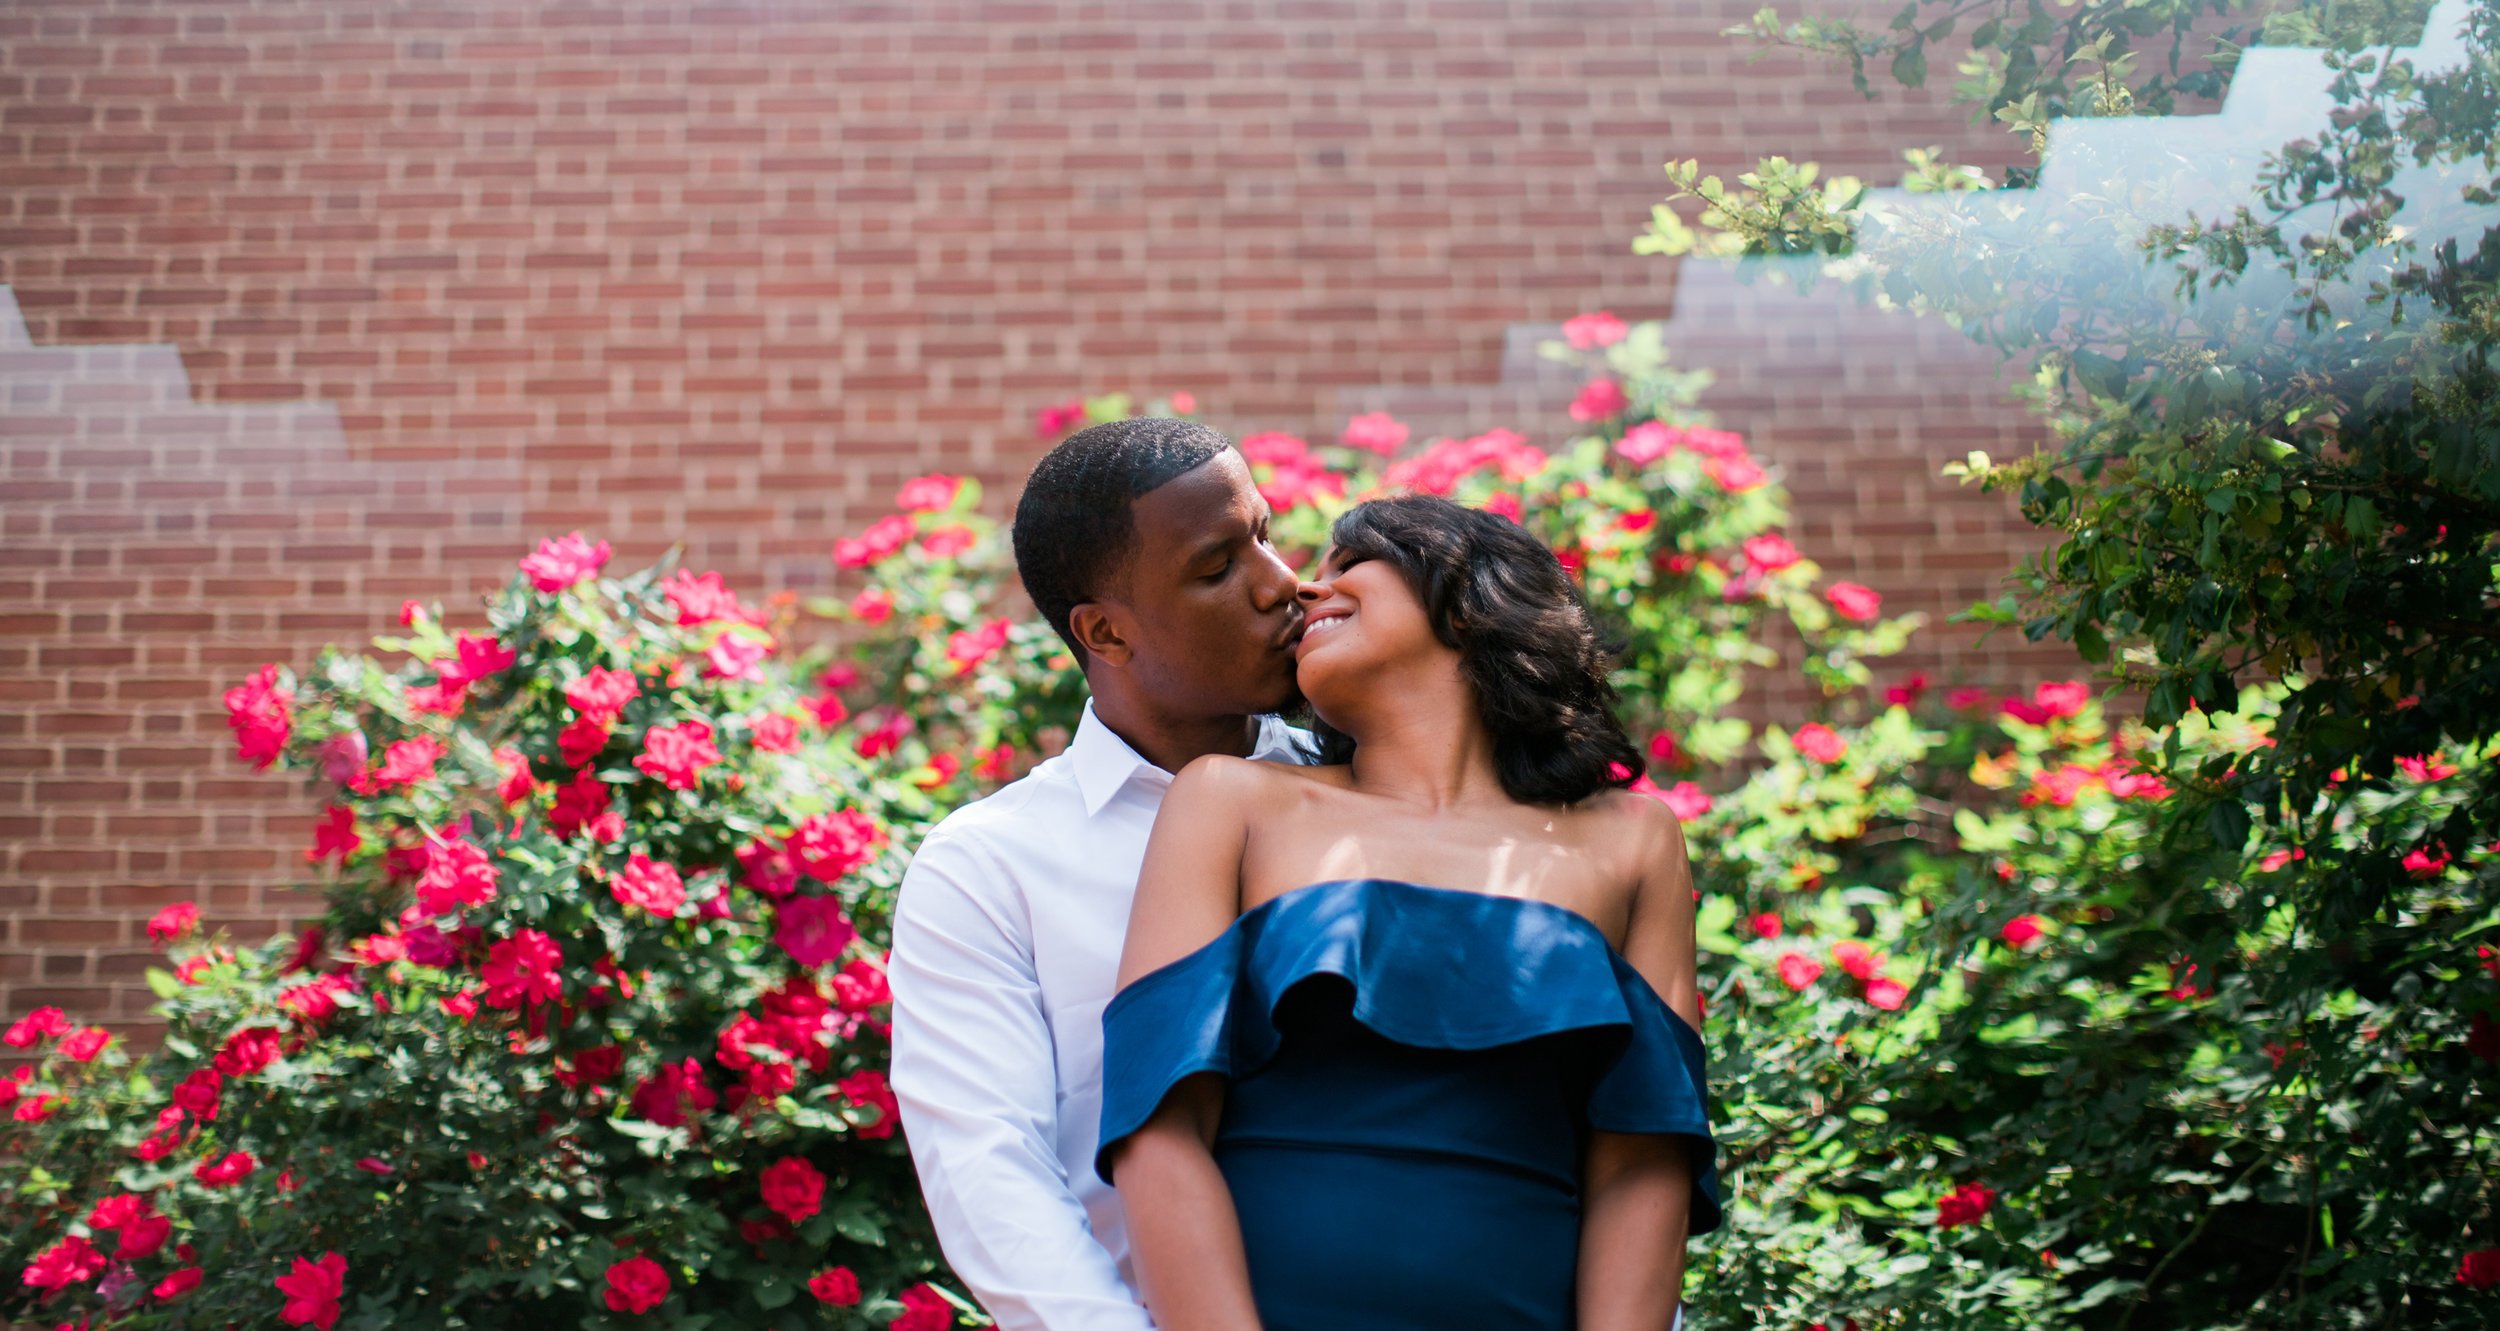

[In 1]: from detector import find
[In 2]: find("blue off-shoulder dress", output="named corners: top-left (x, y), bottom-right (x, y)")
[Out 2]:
top-left (1095, 878), bottom-right (1720, 1331)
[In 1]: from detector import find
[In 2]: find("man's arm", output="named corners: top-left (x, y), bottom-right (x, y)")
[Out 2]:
top-left (889, 831), bottom-right (1156, 1331)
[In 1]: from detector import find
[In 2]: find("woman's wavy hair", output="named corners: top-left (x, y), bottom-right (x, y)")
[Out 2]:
top-left (1309, 493), bottom-right (1642, 805)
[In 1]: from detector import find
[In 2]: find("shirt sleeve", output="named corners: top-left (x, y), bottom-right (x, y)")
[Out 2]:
top-left (889, 828), bottom-right (1157, 1331)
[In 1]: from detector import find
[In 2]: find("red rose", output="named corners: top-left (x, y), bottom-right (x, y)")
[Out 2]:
top-left (308, 805), bottom-right (362, 862)
top-left (760, 1156), bottom-right (827, 1224)
top-left (374, 736), bottom-right (446, 788)
top-left (472, 755), bottom-right (527, 814)
top-left (788, 810), bottom-right (884, 884)
top-left (174, 1067), bottom-right (223, 1122)
top-left (22, 1235), bottom-right (106, 1290)
top-left (87, 1192), bottom-right (149, 1230)
top-left (2000, 915), bottom-right (2046, 948)
top-left (5, 1005), bottom-right (70, 1047)
top-left (118, 1211), bottom-right (173, 1260)
top-left (631, 1058), bottom-right (717, 1127)
top-left (558, 715), bottom-right (612, 767)
top-left (193, 1150), bottom-right (258, 1187)
top-left (775, 895), bottom-right (858, 969)
top-left (894, 1282), bottom-right (957, 1331)
top-left (60, 1025), bottom-right (110, 1061)
top-left (737, 839), bottom-right (802, 899)
top-left (833, 958), bottom-right (893, 1014)
top-left (481, 929), bottom-right (563, 1008)
top-left (414, 830), bottom-right (500, 916)
top-left (613, 854), bottom-right (687, 918)
top-left (1936, 1181), bottom-right (1997, 1229)
top-left (847, 590), bottom-right (895, 626)
top-left (215, 1026), bottom-right (285, 1077)
top-left (1741, 533), bottom-right (1802, 573)
top-left (603, 1255), bottom-right (671, 1313)
top-left (154, 1266), bottom-right (204, 1300)
top-left (148, 901), bottom-right (201, 945)
top-left (1830, 940), bottom-right (1882, 981)
top-left (943, 619), bottom-right (1012, 674)
top-left (223, 664), bottom-right (292, 770)
top-left (1748, 913), bottom-right (1783, 940)
top-left (1864, 977), bottom-right (1909, 1010)
top-left (275, 1251), bottom-right (347, 1329)
top-left (635, 721), bottom-right (724, 790)
top-left (839, 1068), bottom-right (900, 1139)
top-left (809, 1266), bottom-right (863, 1305)
top-left (550, 770), bottom-right (620, 843)
top-left (2459, 1247), bottom-right (2500, 1288)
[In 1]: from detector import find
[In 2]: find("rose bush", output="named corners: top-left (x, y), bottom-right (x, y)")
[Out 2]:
top-left (4, 313), bottom-right (2489, 1327)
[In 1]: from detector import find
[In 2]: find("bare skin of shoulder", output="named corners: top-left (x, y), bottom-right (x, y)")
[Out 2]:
top-left (1106, 547), bottom-right (1700, 1331)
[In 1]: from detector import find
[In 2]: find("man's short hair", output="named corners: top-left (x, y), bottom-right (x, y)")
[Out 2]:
top-left (1013, 417), bottom-right (1231, 661)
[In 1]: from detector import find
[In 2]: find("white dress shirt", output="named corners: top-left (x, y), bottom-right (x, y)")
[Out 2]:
top-left (890, 701), bottom-right (1308, 1331)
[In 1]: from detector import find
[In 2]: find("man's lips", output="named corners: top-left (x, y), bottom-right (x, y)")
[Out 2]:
top-left (1270, 610), bottom-right (1308, 653)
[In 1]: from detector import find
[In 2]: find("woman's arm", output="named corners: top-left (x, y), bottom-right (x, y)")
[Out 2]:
top-left (1105, 757), bottom-right (1269, 1331)
top-left (1578, 797), bottom-right (1702, 1331)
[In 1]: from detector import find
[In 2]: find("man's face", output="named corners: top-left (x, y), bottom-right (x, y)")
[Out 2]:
top-left (1096, 450), bottom-right (1307, 717)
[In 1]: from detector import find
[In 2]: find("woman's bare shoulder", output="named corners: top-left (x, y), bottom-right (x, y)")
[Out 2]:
top-left (1168, 752), bottom-right (1349, 809)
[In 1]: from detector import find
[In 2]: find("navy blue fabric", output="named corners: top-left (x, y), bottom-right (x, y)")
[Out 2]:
top-left (1096, 878), bottom-right (1720, 1331)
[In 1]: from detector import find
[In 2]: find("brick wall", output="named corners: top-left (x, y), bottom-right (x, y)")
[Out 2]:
top-left (0, 0), bottom-right (2065, 1036)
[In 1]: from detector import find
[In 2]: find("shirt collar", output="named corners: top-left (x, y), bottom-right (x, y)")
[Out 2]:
top-left (1068, 700), bottom-right (1309, 818)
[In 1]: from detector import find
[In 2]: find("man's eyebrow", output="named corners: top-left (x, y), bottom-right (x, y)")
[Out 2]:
top-left (1180, 528), bottom-right (1242, 565)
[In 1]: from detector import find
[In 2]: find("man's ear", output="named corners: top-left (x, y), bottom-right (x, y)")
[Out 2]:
top-left (1067, 601), bottom-right (1135, 667)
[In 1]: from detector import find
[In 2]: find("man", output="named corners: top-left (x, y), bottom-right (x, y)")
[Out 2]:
top-left (890, 417), bottom-right (1313, 1331)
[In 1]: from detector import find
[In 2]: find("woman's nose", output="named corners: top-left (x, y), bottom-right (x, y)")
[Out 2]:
top-left (1294, 579), bottom-right (1329, 605)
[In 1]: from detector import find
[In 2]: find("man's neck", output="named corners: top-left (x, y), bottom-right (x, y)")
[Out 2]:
top-left (1090, 692), bottom-right (1262, 775)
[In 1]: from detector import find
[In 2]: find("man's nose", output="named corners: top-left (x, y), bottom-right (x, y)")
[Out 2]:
top-left (1249, 544), bottom-right (1305, 610)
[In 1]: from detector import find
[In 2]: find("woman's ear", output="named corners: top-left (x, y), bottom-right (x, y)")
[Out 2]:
top-left (1068, 601), bottom-right (1135, 667)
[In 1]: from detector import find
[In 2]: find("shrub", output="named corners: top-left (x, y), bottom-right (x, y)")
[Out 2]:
top-left (9, 312), bottom-right (2488, 1328)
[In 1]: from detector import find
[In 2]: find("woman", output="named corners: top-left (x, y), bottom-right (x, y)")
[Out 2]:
top-left (1094, 493), bottom-right (1720, 1331)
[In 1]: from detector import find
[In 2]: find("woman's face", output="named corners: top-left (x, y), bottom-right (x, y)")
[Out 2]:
top-left (1293, 545), bottom-right (1454, 722)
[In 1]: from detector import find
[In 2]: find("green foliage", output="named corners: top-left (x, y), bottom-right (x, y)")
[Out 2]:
top-left (1639, 0), bottom-right (2500, 1321)
top-left (6, 284), bottom-right (2495, 1330)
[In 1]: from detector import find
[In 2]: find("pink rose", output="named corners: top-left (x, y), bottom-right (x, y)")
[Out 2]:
top-left (660, 569), bottom-right (755, 626)
top-left (519, 532), bottom-right (610, 591)
top-left (895, 473), bottom-right (964, 512)
top-left (833, 514), bottom-right (918, 568)
top-left (1776, 953), bottom-right (1824, 990)
top-left (1793, 724), bottom-right (1847, 764)
top-left (565, 667), bottom-right (641, 724)
top-left (2000, 915), bottom-right (2046, 948)
top-left (1825, 582), bottom-right (1882, 621)
top-left (1567, 377), bottom-right (1628, 422)
top-left (1562, 309), bottom-right (1629, 349)
top-left (1340, 412), bottom-right (1409, 455)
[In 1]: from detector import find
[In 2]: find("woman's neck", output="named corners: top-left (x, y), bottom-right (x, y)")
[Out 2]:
top-left (1339, 675), bottom-right (1505, 812)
